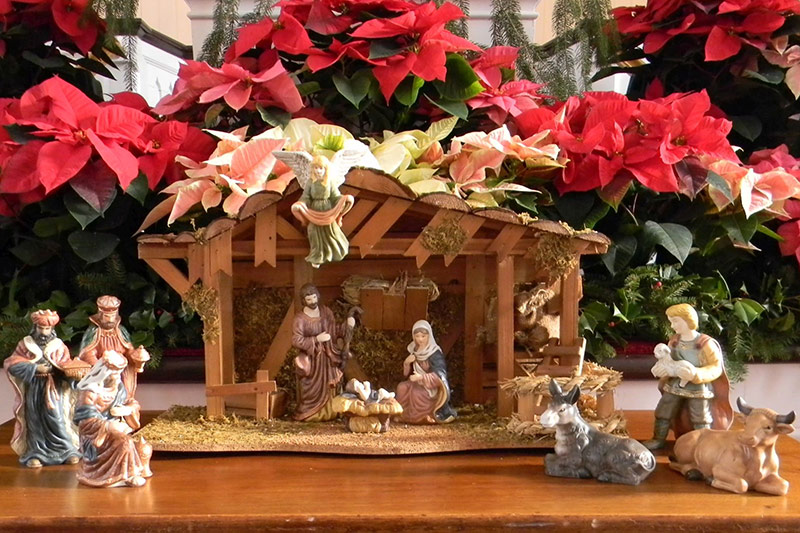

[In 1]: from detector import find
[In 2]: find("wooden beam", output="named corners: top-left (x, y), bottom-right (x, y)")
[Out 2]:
top-left (293, 256), bottom-right (314, 304)
top-left (277, 215), bottom-right (306, 241)
top-left (464, 255), bottom-right (486, 404)
top-left (218, 271), bottom-right (235, 386)
top-left (138, 244), bottom-right (189, 260)
top-left (143, 258), bottom-right (191, 296)
top-left (349, 197), bottom-right (410, 257)
top-left (496, 256), bottom-right (515, 417)
top-left (559, 266), bottom-right (581, 346)
top-left (187, 243), bottom-right (204, 285)
top-left (487, 225), bottom-right (528, 262)
top-left (206, 381), bottom-right (277, 397)
top-left (403, 210), bottom-right (453, 268)
top-left (444, 215), bottom-right (484, 267)
top-left (342, 199), bottom-right (378, 236)
top-left (259, 302), bottom-right (296, 379)
top-left (255, 205), bottom-right (277, 268)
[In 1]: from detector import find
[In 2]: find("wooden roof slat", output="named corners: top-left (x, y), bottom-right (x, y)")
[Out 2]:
top-left (349, 197), bottom-right (411, 258)
top-left (277, 215), bottom-right (306, 240)
top-left (345, 168), bottom-right (415, 199)
top-left (403, 210), bottom-right (452, 268)
top-left (205, 218), bottom-right (237, 241)
top-left (342, 199), bottom-right (378, 236)
top-left (444, 214), bottom-right (484, 267)
top-left (487, 225), bottom-right (528, 262)
top-left (237, 191), bottom-right (282, 220)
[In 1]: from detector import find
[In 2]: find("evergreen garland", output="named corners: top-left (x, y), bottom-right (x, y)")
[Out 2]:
top-left (201, 0), bottom-right (241, 67)
top-left (91, 0), bottom-right (140, 90)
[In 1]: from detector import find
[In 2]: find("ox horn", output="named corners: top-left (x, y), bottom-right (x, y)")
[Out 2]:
top-left (737, 397), bottom-right (753, 415)
top-left (776, 411), bottom-right (796, 425)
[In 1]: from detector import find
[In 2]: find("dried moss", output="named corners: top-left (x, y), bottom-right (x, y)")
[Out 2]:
top-left (140, 404), bottom-right (543, 453)
top-left (232, 286), bottom-right (293, 383)
top-left (527, 233), bottom-right (578, 282)
top-left (420, 216), bottom-right (467, 256)
top-left (182, 283), bottom-right (220, 344)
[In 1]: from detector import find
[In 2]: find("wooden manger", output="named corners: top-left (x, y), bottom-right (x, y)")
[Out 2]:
top-left (137, 169), bottom-right (610, 420)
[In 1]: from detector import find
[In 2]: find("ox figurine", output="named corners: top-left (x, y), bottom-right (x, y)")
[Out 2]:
top-left (669, 397), bottom-right (795, 495)
top-left (541, 380), bottom-right (656, 485)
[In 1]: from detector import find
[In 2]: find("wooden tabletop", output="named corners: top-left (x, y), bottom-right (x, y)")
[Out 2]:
top-left (0, 411), bottom-right (798, 532)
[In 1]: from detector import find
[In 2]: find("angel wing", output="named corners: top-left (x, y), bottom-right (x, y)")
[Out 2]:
top-left (273, 151), bottom-right (314, 190)
top-left (330, 139), bottom-right (381, 189)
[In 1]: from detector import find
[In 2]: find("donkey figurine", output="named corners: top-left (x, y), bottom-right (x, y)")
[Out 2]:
top-left (540, 380), bottom-right (656, 485)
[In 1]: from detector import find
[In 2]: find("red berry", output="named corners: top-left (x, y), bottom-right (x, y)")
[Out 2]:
top-left (654, 281), bottom-right (662, 289)
top-left (609, 321), bottom-right (616, 327)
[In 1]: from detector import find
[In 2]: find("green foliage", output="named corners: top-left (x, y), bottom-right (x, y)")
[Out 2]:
top-left (201, 0), bottom-right (242, 67)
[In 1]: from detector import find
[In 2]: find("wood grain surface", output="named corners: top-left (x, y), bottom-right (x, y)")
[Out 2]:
top-left (0, 411), bottom-right (798, 532)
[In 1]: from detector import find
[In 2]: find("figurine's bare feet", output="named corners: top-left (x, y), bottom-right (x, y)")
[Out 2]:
top-left (64, 456), bottom-right (80, 465)
top-left (376, 388), bottom-right (395, 402)
top-left (25, 458), bottom-right (42, 468)
top-left (127, 476), bottom-right (147, 487)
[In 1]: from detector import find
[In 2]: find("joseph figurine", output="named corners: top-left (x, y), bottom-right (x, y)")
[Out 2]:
top-left (292, 284), bottom-right (355, 421)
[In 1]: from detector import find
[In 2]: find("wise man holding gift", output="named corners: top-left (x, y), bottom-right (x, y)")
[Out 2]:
top-left (4, 310), bottom-right (81, 468)
top-left (78, 295), bottom-right (141, 399)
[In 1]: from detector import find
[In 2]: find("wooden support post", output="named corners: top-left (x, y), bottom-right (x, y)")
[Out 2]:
top-left (559, 266), bottom-right (581, 346)
top-left (255, 205), bottom-right (277, 268)
top-left (255, 370), bottom-right (276, 420)
top-left (202, 244), bottom-right (224, 418)
top-left (496, 255), bottom-right (515, 417)
top-left (464, 256), bottom-right (486, 404)
top-left (259, 302), bottom-right (296, 379)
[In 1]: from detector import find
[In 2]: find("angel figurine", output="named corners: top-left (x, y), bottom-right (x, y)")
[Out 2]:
top-left (274, 146), bottom-right (374, 268)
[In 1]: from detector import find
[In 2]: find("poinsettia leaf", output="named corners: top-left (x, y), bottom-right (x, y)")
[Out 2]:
top-left (707, 170), bottom-right (734, 203)
top-left (369, 39), bottom-right (409, 60)
top-left (10, 239), bottom-right (58, 266)
top-left (37, 141), bottom-right (93, 193)
top-left (775, 15), bottom-right (800, 37)
top-left (69, 161), bottom-right (118, 213)
top-left (427, 96), bottom-right (469, 120)
top-left (733, 298), bottom-right (764, 325)
top-left (33, 215), bottom-right (79, 238)
top-left (743, 65), bottom-right (784, 84)
top-left (642, 220), bottom-right (692, 264)
top-left (408, 179), bottom-right (450, 195)
top-left (74, 57), bottom-right (116, 79)
top-left (730, 115), bottom-right (763, 142)
top-left (756, 224), bottom-right (783, 241)
top-left (22, 50), bottom-right (67, 69)
top-left (135, 195), bottom-right (178, 234)
top-left (64, 188), bottom-right (101, 229)
top-left (785, 64), bottom-right (800, 99)
top-left (67, 231), bottom-right (120, 264)
top-left (126, 173), bottom-right (149, 205)
top-left (333, 71), bottom-right (371, 107)
top-left (425, 116), bottom-right (459, 142)
top-left (513, 193), bottom-right (539, 214)
top-left (720, 212), bottom-right (758, 246)
top-left (433, 53), bottom-right (484, 101)
top-left (204, 103), bottom-right (225, 128)
top-left (257, 104), bottom-right (291, 128)
top-left (555, 192), bottom-right (595, 228)
top-left (674, 158), bottom-right (708, 199)
top-left (395, 75), bottom-right (425, 106)
top-left (3, 124), bottom-right (37, 144)
top-left (601, 234), bottom-right (637, 275)
top-left (598, 175), bottom-right (632, 209)
top-left (297, 81), bottom-right (321, 96)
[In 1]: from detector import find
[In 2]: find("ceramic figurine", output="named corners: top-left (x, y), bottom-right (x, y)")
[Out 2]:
top-left (395, 320), bottom-right (456, 424)
top-left (3, 310), bottom-right (84, 468)
top-left (292, 284), bottom-right (356, 421)
top-left (74, 350), bottom-right (153, 488)
top-left (541, 380), bottom-right (656, 485)
top-left (78, 295), bottom-right (146, 400)
top-left (275, 148), bottom-right (373, 268)
top-left (670, 398), bottom-right (795, 495)
top-left (333, 378), bottom-right (402, 433)
top-left (643, 303), bottom-right (732, 450)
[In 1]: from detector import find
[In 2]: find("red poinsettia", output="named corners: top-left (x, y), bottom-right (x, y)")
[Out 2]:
top-left (224, 12), bottom-right (312, 62)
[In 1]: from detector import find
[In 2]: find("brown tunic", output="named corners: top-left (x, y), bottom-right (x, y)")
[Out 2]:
top-left (292, 306), bottom-right (347, 421)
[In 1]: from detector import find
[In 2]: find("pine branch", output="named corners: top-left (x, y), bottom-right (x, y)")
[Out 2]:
top-left (91, 0), bottom-right (140, 89)
top-left (240, 0), bottom-right (275, 24)
top-left (201, 0), bottom-right (241, 67)
top-left (446, 0), bottom-right (471, 39)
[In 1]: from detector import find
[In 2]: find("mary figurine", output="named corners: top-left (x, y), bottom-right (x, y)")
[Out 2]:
top-left (395, 320), bottom-right (456, 424)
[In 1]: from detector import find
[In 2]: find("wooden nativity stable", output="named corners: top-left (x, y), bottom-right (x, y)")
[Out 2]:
top-left (137, 169), bottom-right (610, 420)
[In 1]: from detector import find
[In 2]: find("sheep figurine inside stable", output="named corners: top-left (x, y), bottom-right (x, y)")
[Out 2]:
top-left (651, 342), bottom-right (695, 386)
top-left (540, 380), bottom-right (656, 485)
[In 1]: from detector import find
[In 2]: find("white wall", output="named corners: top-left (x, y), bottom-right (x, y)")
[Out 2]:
top-left (98, 38), bottom-right (184, 106)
